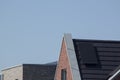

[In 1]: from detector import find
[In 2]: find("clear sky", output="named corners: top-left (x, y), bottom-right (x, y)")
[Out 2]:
top-left (0, 0), bottom-right (120, 71)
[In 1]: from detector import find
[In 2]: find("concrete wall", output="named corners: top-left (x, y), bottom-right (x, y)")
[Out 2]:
top-left (2, 65), bottom-right (23, 80)
top-left (55, 39), bottom-right (73, 80)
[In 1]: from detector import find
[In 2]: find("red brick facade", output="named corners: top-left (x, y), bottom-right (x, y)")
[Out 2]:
top-left (55, 39), bottom-right (73, 80)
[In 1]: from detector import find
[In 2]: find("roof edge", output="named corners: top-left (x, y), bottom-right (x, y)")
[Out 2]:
top-left (64, 33), bottom-right (82, 80)
top-left (108, 67), bottom-right (120, 80)
top-left (1, 64), bottom-right (23, 71)
top-left (73, 39), bottom-right (120, 43)
top-left (2, 63), bottom-right (57, 71)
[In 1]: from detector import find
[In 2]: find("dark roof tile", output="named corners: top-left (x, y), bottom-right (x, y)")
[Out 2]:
top-left (23, 64), bottom-right (56, 80)
top-left (73, 39), bottom-right (120, 80)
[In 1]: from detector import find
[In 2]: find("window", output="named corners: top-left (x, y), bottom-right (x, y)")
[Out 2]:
top-left (61, 69), bottom-right (66, 80)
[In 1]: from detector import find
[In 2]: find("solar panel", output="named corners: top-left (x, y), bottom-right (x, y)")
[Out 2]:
top-left (78, 42), bottom-right (98, 65)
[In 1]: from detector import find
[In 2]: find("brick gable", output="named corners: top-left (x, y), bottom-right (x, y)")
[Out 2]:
top-left (55, 39), bottom-right (72, 80)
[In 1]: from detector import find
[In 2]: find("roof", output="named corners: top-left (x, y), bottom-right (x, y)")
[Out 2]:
top-left (2, 63), bottom-right (56, 80)
top-left (23, 64), bottom-right (56, 80)
top-left (45, 61), bottom-right (57, 65)
top-left (2, 63), bottom-right (56, 71)
top-left (73, 39), bottom-right (120, 80)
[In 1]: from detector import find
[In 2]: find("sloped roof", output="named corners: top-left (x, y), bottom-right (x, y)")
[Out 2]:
top-left (73, 39), bottom-right (120, 80)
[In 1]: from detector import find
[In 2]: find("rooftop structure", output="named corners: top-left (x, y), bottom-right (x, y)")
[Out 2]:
top-left (2, 63), bottom-right (56, 80)
top-left (55, 34), bottom-right (120, 80)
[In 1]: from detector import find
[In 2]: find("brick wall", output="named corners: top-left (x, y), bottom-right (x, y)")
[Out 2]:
top-left (55, 39), bottom-right (72, 80)
top-left (2, 65), bottom-right (23, 80)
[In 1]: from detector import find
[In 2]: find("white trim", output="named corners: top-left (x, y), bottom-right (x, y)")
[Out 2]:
top-left (64, 33), bottom-right (81, 80)
top-left (108, 69), bottom-right (120, 80)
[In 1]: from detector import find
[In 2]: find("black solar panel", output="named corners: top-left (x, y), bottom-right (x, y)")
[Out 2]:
top-left (78, 42), bottom-right (98, 65)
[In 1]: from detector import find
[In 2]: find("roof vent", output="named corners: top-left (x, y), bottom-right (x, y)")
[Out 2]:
top-left (78, 43), bottom-right (98, 65)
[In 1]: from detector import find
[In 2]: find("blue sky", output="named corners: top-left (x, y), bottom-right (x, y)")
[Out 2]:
top-left (0, 0), bottom-right (120, 71)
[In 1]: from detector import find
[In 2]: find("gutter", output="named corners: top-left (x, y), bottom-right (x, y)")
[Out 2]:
top-left (108, 69), bottom-right (120, 80)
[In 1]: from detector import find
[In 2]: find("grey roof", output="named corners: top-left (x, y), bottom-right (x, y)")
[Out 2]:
top-left (23, 64), bottom-right (56, 80)
top-left (45, 61), bottom-right (57, 65)
top-left (73, 39), bottom-right (120, 80)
